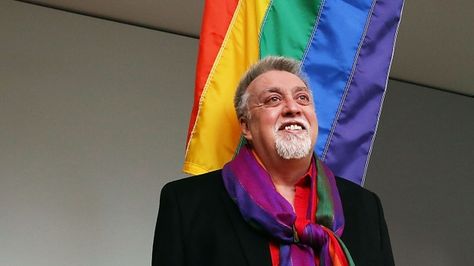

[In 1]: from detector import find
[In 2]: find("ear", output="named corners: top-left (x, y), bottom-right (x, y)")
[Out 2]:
top-left (240, 117), bottom-right (252, 141)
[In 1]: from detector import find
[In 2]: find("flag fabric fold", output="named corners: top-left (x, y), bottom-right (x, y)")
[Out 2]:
top-left (184, 0), bottom-right (404, 185)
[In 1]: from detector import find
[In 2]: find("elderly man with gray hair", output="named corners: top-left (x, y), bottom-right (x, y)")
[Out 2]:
top-left (153, 56), bottom-right (394, 266)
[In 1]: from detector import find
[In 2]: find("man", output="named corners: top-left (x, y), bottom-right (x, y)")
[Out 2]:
top-left (152, 56), bottom-right (394, 266)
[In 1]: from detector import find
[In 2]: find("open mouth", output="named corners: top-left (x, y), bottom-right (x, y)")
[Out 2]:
top-left (278, 121), bottom-right (306, 131)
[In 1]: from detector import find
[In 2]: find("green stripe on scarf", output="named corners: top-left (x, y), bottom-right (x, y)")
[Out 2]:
top-left (316, 159), bottom-right (336, 227)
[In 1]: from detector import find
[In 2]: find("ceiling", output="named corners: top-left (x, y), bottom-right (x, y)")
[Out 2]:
top-left (23, 0), bottom-right (473, 96)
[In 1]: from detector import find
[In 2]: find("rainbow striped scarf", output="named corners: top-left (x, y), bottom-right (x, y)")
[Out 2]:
top-left (223, 145), bottom-right (353, 266)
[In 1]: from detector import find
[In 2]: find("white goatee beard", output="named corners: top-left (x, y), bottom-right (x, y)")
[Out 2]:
top-left (274, 130), bottom-right (312, 160)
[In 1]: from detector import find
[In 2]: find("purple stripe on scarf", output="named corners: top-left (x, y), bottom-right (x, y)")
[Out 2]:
top-left (279, 245), bottom-right (292, 266)
top-left (320, 242), bottom-right (331, 266)
top-left (323, 0), bottom-right (404, 185)
top-left (289, 245), bottom-right (315, 266)
top-left (225, 147), bottom-right (295, 223)
top-left (223, 166), bottom-right (294, 241)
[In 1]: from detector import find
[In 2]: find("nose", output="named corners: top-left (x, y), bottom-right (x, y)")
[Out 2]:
top-left (282, 97), bottom-right (301, 116)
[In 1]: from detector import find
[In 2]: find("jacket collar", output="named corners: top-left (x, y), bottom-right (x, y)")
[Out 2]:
top-left (218, 175), bottom-right (272, 266)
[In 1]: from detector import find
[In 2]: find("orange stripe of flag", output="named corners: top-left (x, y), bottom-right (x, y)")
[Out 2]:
top-left (187, 0), bottom-right (240, 143)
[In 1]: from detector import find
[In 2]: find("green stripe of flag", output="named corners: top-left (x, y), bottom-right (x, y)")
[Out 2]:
top-left (259, 0), bottom-right (322, 60)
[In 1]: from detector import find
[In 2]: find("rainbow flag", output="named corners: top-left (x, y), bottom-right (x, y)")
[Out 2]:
top-left (184, 0), bottom-right (404, 185)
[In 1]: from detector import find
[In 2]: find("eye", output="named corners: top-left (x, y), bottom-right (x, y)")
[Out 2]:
top-left (270, 96), bottom-right (281, 102)
top-left (296, 93), bottom-right (311, 105)
top-left (264, 95), bottom-right (282, 106)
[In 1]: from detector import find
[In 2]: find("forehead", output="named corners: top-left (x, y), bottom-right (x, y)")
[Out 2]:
top-left (247, 70), bottom-right (307, 95)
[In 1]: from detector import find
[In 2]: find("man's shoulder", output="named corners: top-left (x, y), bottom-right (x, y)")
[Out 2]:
top-left (335, 176), bottom-right (380, 204)
top-left (158, 170), bottom-right (231, 221)
top-left (161, 169), bottom-right (224, 198)
top-left (335, 176), bottom-right (367, 192)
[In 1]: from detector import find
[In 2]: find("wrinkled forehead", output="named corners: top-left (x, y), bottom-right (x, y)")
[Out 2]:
top-left (246, 70), bottom-right (308, 95)
top-left (256, 86), bottom-right (311, 97)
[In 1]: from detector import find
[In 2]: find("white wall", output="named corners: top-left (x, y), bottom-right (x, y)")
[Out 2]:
top-left (365, 80), bottom-right (474, 266)
top-left (1, 1), bottom-right (473, 266)
top-left (1, 1), bottom-right (196, 265)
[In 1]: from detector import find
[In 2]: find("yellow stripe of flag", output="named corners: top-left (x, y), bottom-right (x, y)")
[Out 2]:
top-left (183, 0), bottom-right (271, 174)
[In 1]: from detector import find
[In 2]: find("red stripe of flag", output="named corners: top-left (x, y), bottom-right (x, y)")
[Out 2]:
top-left (186, 0), bottom-right (240, 143)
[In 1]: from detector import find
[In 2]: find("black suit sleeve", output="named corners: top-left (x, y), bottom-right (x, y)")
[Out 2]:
top-left (152, 183), bottom-right (185, 266)
top-left (373, 193), bottom-right (395, 266)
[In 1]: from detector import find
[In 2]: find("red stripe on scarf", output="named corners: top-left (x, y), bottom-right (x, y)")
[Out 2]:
top-left (270, 162), bottom-right (317, 266)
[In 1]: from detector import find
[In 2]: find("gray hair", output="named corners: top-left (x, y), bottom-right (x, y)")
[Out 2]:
top-left (234, 56), bottom-right (308, 120)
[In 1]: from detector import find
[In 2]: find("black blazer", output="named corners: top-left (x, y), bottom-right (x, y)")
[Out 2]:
top-left (152, 170), bottom-right (394, 266)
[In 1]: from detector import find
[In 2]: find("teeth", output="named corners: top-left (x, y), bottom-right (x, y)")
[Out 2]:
top-left (284, 124), bottom-right (302, 130)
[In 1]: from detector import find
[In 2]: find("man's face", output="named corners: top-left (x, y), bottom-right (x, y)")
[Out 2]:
top-left (241, 70), bottom-right (318, 161)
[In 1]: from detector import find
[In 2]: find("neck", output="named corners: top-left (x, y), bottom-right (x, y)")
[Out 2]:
top-left (268, 157), bottom-right (311, 185)
top-left (252, 148), bottom-right (312, 205)
top-left (268, 155), bottom-right (312, 208)
top-left (251, 147), bottom-right (313, 186)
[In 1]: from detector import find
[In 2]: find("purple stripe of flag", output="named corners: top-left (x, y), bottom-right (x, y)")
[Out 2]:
top-left (324, 0), bottom-right (404, 185)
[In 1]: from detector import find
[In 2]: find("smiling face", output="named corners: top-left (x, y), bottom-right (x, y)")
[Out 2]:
top-left (240, 70), bottom-right (318, 162)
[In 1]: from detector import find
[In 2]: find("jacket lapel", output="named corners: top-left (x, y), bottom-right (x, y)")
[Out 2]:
top-left (220, 187), bottom-right (272, 266)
